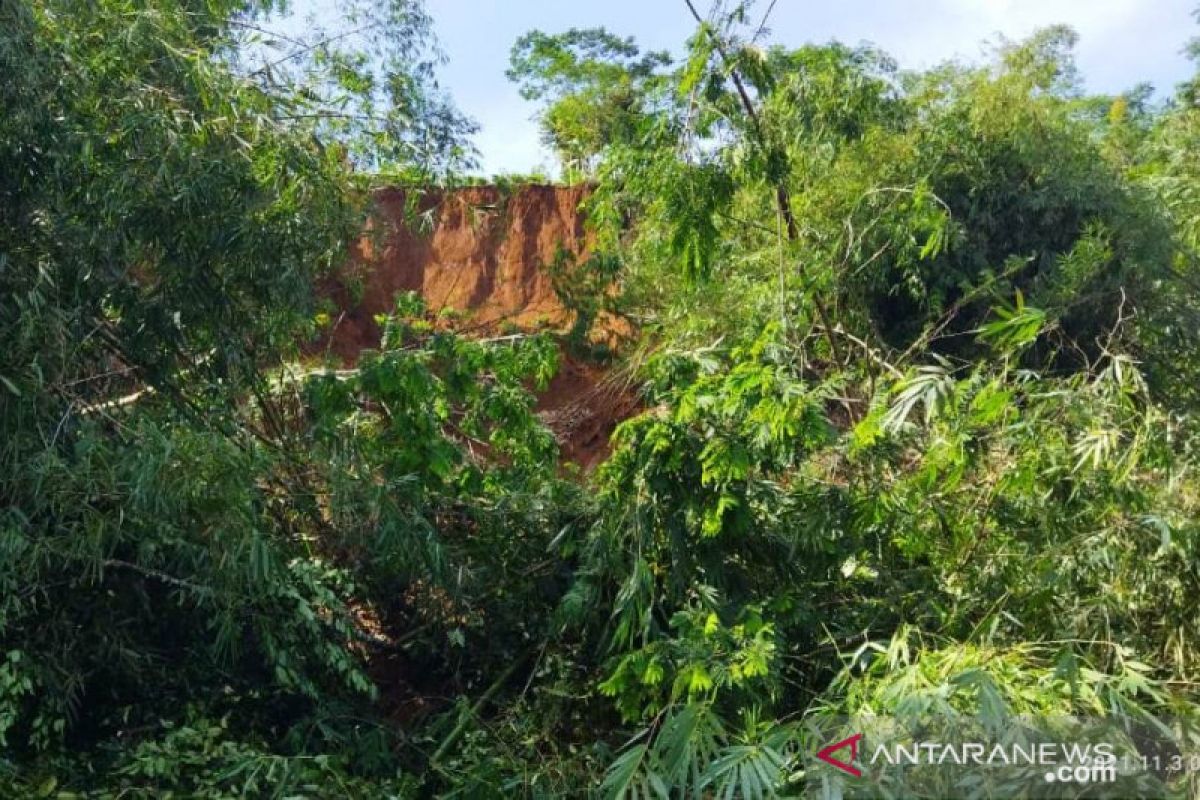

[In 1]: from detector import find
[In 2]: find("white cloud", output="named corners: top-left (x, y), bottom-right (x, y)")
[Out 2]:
top-left (832, 0), bottom-right (1193, 92)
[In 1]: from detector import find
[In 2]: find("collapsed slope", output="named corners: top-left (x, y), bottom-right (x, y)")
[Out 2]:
top-left (319, 184), bottom-right (638, 469)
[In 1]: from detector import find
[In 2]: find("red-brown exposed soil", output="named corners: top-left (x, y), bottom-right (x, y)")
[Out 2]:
top-left (317, 184), bottom-right (639, 470)
top-left (536, 357), bottom-right (642, 472)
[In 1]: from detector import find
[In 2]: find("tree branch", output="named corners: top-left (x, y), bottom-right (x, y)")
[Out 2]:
top-left (682, 0), bottom-right (843, 363)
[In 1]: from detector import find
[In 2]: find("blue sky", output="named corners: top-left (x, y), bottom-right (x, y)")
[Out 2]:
top-left (425, 0), bottom-right (1197, 175)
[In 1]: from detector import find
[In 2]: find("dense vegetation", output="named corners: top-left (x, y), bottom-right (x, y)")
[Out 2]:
top-left (3, 0), bottom-right (1200, 796)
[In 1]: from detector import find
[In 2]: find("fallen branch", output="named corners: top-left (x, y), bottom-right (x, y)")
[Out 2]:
top-left (429, 652), bottom-right (531, 769)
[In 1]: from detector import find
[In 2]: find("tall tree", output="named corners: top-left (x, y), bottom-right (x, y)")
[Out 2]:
top-left (0, 1), bottom-right (494, 793)
top-left (508, 27), bottom-right (671, 177)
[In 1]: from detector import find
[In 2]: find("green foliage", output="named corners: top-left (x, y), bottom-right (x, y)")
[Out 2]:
top-left (589, 14), bottom-right (1187, 371)
top-left (554, 11), bottom-right (1200, 784)
top-left (507, 28), bottom-right (671, 177)
top-left (0, 0), bottom-right (560, 793)
top-left (94, 712), bottom-right (417, 799)
top-left (599, 703), bottom-right (793, 800)
top-left (578, 312), bottom-right (1200, 795)
top-left (8, 0), bottom-right (1200, 796)
top-left (296, 294), bottom-right (564, 611)
top-left (546, 249), bottom-right (624, 357)
top-left (2, 0), bottom-right (369, 775)
top-left (232, 0), bottom-right (479, 175)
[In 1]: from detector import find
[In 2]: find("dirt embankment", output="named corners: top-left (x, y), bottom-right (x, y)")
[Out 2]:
top-left (318, 184), bottom-right (638, 470)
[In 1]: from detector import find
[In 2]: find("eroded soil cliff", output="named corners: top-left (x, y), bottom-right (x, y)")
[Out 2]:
top-left (319, 184), bottom-right (637, 470)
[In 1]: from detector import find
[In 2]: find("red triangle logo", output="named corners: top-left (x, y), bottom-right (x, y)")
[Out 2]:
top-left (817, 733), bottom-right (863, 778)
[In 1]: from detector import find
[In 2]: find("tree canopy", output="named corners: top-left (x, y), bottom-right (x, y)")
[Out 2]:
top-left (508, 28), bottom-right (672, 179)
top-left (3, 0), bottom-right (1200, 797)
